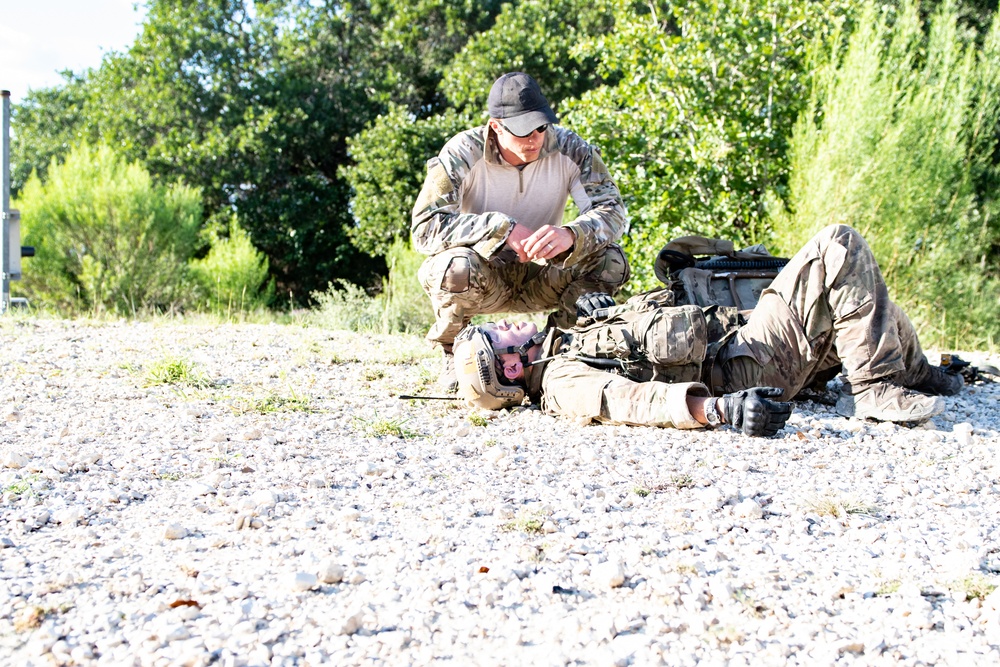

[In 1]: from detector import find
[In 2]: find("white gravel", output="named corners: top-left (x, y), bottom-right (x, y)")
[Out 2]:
top-left (2, 318), bottom-right (1000, 666)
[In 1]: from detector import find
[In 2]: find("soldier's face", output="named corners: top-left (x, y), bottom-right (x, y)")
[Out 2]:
top-left (490, 120), bottom-right (545, 166)
top-left (482, 321), bottom-right (538, 381)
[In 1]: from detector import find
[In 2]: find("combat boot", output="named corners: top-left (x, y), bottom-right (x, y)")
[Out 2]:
top-left (438, 348), bottom-right (458, 394)
top-left (903, 363), bottom-right (964, 396)
top-left (836, 380), bottom-right (945, 423)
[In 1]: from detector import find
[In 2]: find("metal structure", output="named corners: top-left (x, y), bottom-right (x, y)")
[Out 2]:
top-left (1, 89), bottom-right (10, 312)
top-left (1, 89), bottom-right (32, 311)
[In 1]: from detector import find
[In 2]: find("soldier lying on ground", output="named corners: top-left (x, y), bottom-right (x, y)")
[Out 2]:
top-left (453, 225), bottom-right (963, 437)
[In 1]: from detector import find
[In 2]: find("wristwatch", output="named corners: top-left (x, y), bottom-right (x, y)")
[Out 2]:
top-left (703, 398), bottom-right (722, 427)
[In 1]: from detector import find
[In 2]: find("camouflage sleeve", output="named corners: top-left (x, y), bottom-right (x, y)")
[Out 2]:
top-left (557, 131), bottom-right (629, 267)
top-left (410, 129), bottom-right (514, 258)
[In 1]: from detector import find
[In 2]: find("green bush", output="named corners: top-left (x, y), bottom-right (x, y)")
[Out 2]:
top-left (340, 106), bottom-right (475, 257)
top-left (563, 0), bottom-right (848, 290)
top-left (14, 143), bottom-right (202, 316)
top-left (188, 216), bottom-right (275, 315)
top-left (309, 238), bottom-right (433, 335)
top-left (771, 0), bottom-right (1000, 349)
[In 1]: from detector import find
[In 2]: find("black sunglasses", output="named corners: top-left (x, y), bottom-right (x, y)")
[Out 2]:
top-left (501, 123), bottom-right (548, 138)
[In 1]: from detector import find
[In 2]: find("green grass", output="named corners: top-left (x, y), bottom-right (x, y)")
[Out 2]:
top-left (3, 474), bottom-right (39, 498)
top-left (670, 474), bottom-right (695, 490)
top-left (353, 413), bottom-right (421, 439)
top-left (951, 574), bottom-right (997, 601)
top-left (143, 357), bottom-right (212, 388)
top-left (501, 509), bottom-right (549, 534)
top-left (230, 390), bottom-right (314, 415)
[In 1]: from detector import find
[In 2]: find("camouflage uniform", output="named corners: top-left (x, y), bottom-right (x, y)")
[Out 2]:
top-left (526, 224), bottom-right (937, 428)
top-left (411, 125), bottom-right (630, 349)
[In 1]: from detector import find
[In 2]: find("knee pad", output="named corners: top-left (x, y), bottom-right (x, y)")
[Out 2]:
top-left (586, 244), bottom-right (630, 290)
top-left (421, 249), bottom-right (475, 295)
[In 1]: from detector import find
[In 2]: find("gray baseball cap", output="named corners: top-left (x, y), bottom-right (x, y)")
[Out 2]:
top-left (487, 72), bottom-right (558, 137)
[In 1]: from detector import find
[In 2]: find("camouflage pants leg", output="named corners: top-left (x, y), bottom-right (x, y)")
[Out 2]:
top-left (418, 244), bottom-right (629, 348)
top-left (718, 224), bottom-right (910, 399)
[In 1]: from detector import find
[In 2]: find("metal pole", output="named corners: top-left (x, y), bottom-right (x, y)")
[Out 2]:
top-left (1, 89), bottom-right (10, 313)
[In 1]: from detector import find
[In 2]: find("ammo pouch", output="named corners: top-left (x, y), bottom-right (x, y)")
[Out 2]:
top-left (562, 302), bottom-right (718, 384)
top-left (653, 235), bottom-right (788, 314)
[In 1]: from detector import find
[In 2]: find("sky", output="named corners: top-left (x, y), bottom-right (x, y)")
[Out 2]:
top-left (0, 0), bottom-right (148, 103)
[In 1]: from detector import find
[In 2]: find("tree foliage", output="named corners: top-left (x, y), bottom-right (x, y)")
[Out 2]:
top-left (189, 216), bottom-right (275, 313)
top-left (773, 0), bottom-right (1000, 346)
top-left (341, 106), bottom-right (475, 256)
top-left (15, 144), bottom-right (202, 315)
top-left (7, 0), bottom-right (1000, 345)
top-left (562, 0), bottom-right (853, 289)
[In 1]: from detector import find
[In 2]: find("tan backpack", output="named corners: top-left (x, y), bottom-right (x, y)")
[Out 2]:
top-left (653, 236), bottom-right (788, 315)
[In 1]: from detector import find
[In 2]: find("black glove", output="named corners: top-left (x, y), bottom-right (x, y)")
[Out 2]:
top-left (575, 292), bottom-right (616, 319)
top-left (719, 387), bottom-right (793, 437)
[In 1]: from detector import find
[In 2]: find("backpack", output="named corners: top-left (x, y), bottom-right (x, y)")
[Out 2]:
top-left (653, 236), bottom-right (788, 315)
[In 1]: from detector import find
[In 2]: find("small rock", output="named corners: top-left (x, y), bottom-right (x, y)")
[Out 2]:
top-left (52, 506), bottom-right (84, 525)
top-left (290, 571), bottom-right (318, 591)
top-left (3, 452), bottom-right (28, 469)
top-left (318, 559), bottom-right (345, 584)
top-left (164, 524), bottom-right (189, 540)
top-left (592, 560), bottom-right (625, 589)
top-left (251, 490), bottom-right (278, 509)
top-left (734, 498), bottom-right (764, 519)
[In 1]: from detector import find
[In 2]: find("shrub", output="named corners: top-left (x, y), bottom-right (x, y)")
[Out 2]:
top-left (309, 238), bottom-right (433, 335)
top-left (14, 143), bottom-right (202, 316)
top-left (771, 0), bottom-right (1000, 348)
top-left (188, 216), bottom-right (275, 316)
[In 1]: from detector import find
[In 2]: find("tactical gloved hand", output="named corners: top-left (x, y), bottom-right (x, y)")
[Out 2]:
top-left (575, 292), bottom-right (616, 319)
top-left (719, 387), bottom-right (793, 437)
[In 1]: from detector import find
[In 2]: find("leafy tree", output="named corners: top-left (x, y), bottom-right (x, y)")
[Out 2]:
top-left (341, 106), bottom-right (474, 256)
top-left (8, 72), bottom-right (95, 198)
top-left (440, 0), bottom-right (618, 110)
top-left (61, 0), bottom-right (384, 300)
top-left (563, 0), bottom-right (853, 289)
top-left (366, 0), bottom-right (507, 115)
top-left (14, 143), bottom-right (202, 315)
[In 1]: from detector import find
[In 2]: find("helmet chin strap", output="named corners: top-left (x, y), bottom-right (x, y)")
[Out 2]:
top-left (492, 330), bottom-right (547, 365)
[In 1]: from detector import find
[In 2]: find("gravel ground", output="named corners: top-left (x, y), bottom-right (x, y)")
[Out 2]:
top-left (1, 317), bottom-right (999, 667)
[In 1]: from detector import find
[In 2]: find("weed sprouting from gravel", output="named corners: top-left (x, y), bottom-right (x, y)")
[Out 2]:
top-left (953, 574), bottom-right (998, 601)
top-left (230, 390), bottom-right (314, 415)
top-left (144, 357), bottom-right (212, 388)
top-left (501, 509), bottom-right (549, 534)
top-left (354, 413), bottom-right (420, 439)
top-left (803, 492), bottom-right (880, 519)
top-left (3, 474), bottom-right (39, 499)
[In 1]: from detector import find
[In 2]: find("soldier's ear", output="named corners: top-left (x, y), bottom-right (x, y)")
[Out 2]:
top-left (503, 362), bottom-right (523, 381)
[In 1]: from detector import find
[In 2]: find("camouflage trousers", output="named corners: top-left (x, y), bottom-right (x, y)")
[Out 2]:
top-left (418, 244), bottom-right (630, 349)
top-left (716, 224), bottom-right (933, 399)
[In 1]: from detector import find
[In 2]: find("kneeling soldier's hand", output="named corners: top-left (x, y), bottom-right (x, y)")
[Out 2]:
top-left (576, 292), bottom-right (616, 319)
top-left (720, 387), bottom-right (793, 437)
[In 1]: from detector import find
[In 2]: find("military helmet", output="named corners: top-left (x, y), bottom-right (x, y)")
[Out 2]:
top-left (453, 326), bottom-right (526, 410)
